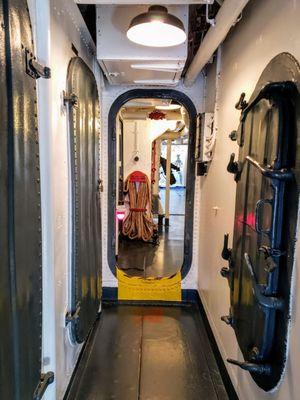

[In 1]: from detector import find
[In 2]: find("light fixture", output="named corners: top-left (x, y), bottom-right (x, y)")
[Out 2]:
top-left (127, 5), bottom-right (186, 48)
top-left (156, 104), bottom-right (181, 111)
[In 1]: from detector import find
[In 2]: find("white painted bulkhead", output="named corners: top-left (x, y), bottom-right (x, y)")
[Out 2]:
top-left (198, 0), bottom-right (300, 399)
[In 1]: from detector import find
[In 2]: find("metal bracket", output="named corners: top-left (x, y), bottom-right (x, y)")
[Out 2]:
top-left (63, 91), bottom-right (78, 108)
top-left (33, 371), bottom-right (54, 400)
top-left (25, 48), bottom-right (51, 79)
top-left (65, 304), bottom-right (81, 325)
top-left (244, 253), bottom-right (284, 310)
top-left (227, 358), bottom-right (271, 375)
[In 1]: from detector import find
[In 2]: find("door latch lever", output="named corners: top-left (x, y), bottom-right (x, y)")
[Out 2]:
top-left (244, 253), bottom-right (284, 310)
top-left (65, 304), bottom-right (81, 326)
top-left (227, 358), bottom-right (271, 375)
top-left (221, 315), bottom-right (233, 326)
top-left (221, 233), bottom-right (231, 260)
top-left (33, 371), bottom-right (54, 400)
top-left (227, 153), bottom-right (241, 181)
top-left (235, 92), bottom-right (248, 110)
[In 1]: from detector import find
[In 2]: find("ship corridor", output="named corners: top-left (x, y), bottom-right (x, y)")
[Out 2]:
top-left (64, 91), bottom-right (232, 399)
top-left (1, 1), bottom-right (300, 400)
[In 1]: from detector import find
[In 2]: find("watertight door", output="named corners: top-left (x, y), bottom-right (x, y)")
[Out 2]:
top-left (0, 0), bottom-right (52, 398)
top-left (223, 76), bottom-right (298, 391)
top-left (66, 57), bottom-right (102, 343)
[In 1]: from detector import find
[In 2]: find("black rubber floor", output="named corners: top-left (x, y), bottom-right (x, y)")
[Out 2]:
top-left (66, 304), bottom-right (229, 400)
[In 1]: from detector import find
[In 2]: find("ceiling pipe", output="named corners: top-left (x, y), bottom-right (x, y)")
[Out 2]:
top-left (184, 0), bottom-right (250, 87)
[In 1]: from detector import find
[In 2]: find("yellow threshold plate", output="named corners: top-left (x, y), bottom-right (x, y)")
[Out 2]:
top-left (117, 268), bottom-right (182, 301)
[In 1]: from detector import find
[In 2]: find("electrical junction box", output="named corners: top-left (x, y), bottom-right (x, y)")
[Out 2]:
top-left (96, 4), bottom-right (188, 85)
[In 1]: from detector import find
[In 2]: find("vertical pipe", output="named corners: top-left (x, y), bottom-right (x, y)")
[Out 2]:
top-left (153, 139), bottom-right (161, 196)
top-left (184, 0), bottom-right (249, 86)
top-left (165, 139), bottom-right (172, 225)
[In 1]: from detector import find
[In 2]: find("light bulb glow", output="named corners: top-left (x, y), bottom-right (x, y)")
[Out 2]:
top-left (116, 211), bottom-right (125, 221)
top-left (127, 21), bottom-right (186, 48)
top-left (155, 104), bottom-right (181, 111)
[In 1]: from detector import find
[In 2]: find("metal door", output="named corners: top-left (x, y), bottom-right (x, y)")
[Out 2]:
top-left (221, 54), bottom-right (299, 391)
top-left (65, 57), bottom-right (102, 343)
top-left (0, 0), bottom-right (53, 399)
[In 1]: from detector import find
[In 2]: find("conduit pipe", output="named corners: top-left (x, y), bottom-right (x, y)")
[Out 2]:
top-left (184, 0), bottom-right (250, 86)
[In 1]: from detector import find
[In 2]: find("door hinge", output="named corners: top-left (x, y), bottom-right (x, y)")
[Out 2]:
top-left (65, 304), bottom-right (81, 326)
top-left (33, 371), bottom-right (54, 400)
top-left (63, 91), bottom-right (78, 108)
top-left (25, 48), bottom-right (51, 79)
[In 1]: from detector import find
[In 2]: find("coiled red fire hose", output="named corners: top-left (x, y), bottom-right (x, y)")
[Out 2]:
top-left (122, 171), bottom-right (157, 242)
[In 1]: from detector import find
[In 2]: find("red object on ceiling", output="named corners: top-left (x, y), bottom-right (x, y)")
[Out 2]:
top-left (148, 110), bottom-right (166, 120)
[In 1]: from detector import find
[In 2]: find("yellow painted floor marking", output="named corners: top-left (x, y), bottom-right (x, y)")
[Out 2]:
top-left (117, 268), bottom-right (182, 301)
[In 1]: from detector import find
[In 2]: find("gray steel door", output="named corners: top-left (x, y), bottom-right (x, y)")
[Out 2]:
top-left (221, 54), bottom-right (299, 391)
top-left (66, 57), bottom-right (102, 343)
top-left (0, 0), bottom-right (53, 399)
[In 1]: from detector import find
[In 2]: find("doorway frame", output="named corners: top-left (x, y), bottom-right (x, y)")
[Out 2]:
top-left (107, 89), bottom-right (197, 278)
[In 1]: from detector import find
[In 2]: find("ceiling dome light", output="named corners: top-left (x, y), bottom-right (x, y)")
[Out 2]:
top-left (156, 104), bottom-right (181, 111)
top-left (127, 5), bottom-right (186, 48)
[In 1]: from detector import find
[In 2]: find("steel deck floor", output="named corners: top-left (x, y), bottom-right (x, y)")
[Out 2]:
top-left (118, 215), bottom-right (184, 278)
top-left (66, 303), bottom-right (229, 400)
